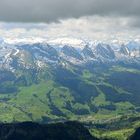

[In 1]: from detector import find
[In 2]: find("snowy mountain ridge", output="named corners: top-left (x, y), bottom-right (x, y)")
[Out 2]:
top-left (0, 37), bottom-right (140, 72)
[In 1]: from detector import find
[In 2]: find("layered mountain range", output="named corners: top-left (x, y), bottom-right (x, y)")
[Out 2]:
top-left (0, 38), bottom-right (140, 139)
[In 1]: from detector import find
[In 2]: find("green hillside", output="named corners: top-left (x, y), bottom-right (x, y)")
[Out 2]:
top-left (0, 62), bottom-right (140, 140)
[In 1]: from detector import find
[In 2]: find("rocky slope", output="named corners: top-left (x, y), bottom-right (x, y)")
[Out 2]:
top-left (0, 39), bottom-right (140, 71)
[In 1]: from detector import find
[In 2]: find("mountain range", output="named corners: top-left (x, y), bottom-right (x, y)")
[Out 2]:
top-left (0, 38), bottom-right (140, 140)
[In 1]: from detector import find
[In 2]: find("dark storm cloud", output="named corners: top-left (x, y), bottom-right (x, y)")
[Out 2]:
top-left (0, 0), bottom-right (140, 24)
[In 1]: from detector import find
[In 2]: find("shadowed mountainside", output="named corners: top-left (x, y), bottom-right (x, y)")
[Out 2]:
top-left (129, 127), bottom-right (140, 140)
top-left (0, 121), bottom-right (99, 140)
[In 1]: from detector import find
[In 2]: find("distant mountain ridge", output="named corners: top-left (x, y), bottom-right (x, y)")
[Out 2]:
top-left (0, 39), bottom-right (140, 71)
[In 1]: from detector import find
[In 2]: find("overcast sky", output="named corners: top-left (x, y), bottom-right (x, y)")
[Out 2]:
top-left (0, 0), bottom-right (139, 23)
top-left (0, 0), bottom-right (140, 42)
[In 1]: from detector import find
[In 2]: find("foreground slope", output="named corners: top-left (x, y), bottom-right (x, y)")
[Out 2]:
top-left (0, 121), bottom-right (98, 140)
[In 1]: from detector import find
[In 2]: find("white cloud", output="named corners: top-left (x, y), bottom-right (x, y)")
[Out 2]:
top-left (0, 16), bottom-right (140, 43)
